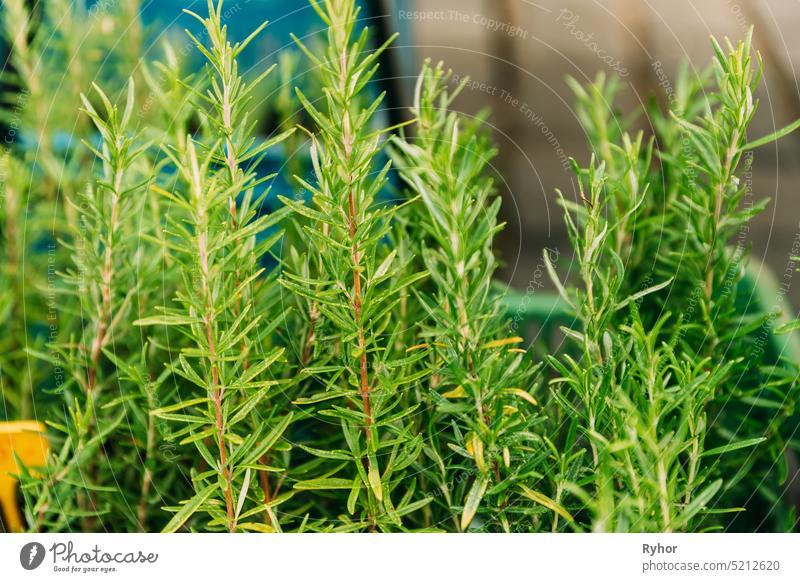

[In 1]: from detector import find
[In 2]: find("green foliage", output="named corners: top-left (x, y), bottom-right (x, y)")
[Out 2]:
top-left (0, 0), bottom-right (798, 534)
top-left (21, 78), bottom-right (161, 532)
top-left (280, 0), bottom-right (428, 532)
top-left (392, 61), bottom-right (546, 532)
top-left (546, 156), bottom-right (733, 531)
top-left (549, 28), bottom-right (800, 531)
top-left (134, 0), bottom-right (295, 532)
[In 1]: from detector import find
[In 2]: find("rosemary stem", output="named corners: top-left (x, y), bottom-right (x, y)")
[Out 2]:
top-left (199, 217), bottom-right (235, 531)
top-left (137, 381), bottom-right (156, 530)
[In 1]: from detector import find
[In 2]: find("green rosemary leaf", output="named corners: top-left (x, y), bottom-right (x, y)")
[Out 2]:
top-left (162, 483), bottom-right (217, 533)
top-left (461, 474), bottom-right (490, 531)
top-left (519, 485), bottom-right (574, 524)
top-left (294, 478), bottom-right (354, 491)
top-left (700, 438), bottom-right (767, 457)
top-left (242, 413), bottom-right (293, 466)
top-left (150, 398), bottom-right (210, 416)
top-left (739, 117), bottom-right (800, 152)
top-left (347, 477), bottom-right (361, 515)
top-left (134, 314), bottom-right (200, 327)
top-left (298, 445), bottom-right (354, 461)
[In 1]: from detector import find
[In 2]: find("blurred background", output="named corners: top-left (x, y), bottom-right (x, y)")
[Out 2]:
top-left (3, 0), bottom-right (800, 303)
top-left (399, 0), bottom-right (800, 305)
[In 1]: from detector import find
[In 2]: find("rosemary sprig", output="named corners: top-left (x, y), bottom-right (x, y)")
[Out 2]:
top-left (393, 61), bottom-right (545, 532)
top-left (22, 79), bottom-right (149, 531)
top-left (551, 28), bottom-right (800, 531)
top-left (135, 0), bottom-right (293, 532)
top-left (281, 0), bottom-right (427, 531)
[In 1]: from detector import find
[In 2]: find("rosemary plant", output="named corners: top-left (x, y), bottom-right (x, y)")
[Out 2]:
top-left (392, 61), bottom-right (547, 532)
top-left (552, 29), bottom-right (800, 531)
top-left (0, 151), bottom-right (40, 421)
top-left (665, 30), bottom-right (800, 530)
top-left (21, 79), bottom-right (152, 531)
top-left (547, 158), bottom-right (732, 531)
top-left (135, 0), bottom-right (294, 532)
top-left (280, 0), bottom-right (429, 531)
top-left (2, 0), bottom-right (799, 534)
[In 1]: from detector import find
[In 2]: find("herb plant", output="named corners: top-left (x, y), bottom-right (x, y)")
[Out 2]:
top-left (392, 62), bottom-right (547, 532)
top-left (280, 0), bottom-right (430, 532)
top-left (548, 29), bottom-right (800, 532)
top-left (1, 0), bottom-right (799, 533)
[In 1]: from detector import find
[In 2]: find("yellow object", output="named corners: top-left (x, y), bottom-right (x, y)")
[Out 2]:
top-left (0, 421), bottom-right (49, 532)
top-left (442, 385), bottom-right (467, 399)
top-left (503, 387), bottom-right (539, 406)
top-left (481, 336), bottom-right (524, 349)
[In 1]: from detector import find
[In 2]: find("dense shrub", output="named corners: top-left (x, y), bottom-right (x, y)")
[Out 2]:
top-left (1, 0), bottom-right (799, 532)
